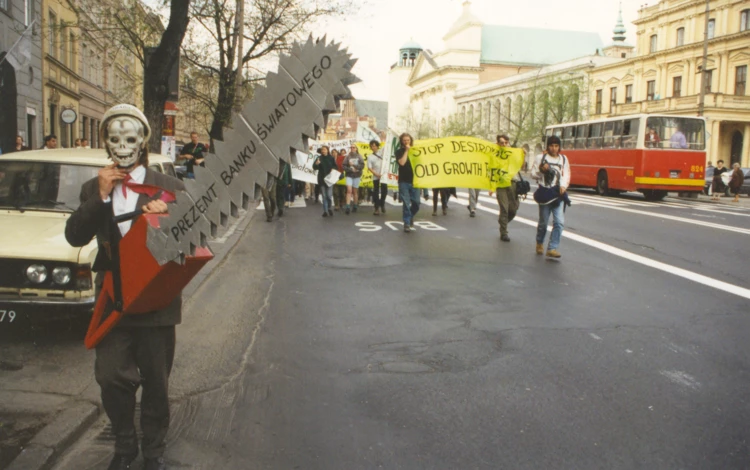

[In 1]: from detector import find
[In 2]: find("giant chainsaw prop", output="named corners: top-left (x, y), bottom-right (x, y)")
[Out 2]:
top-left (85, 37), bottom-right (359, 348)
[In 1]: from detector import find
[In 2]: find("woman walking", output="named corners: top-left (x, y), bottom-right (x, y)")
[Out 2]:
top-left (729, 163), bottom-right (745, 203)
top-left (711, 160), bottom-right (728, 201)
top-left (343, 144), bottom-right (365, 214)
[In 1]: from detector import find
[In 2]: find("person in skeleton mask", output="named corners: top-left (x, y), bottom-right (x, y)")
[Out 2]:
top-left (65, 104), bottom-right (185, 470)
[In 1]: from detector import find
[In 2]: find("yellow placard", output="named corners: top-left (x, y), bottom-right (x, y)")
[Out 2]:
top-left (408, 137), bottom-right (525, 190)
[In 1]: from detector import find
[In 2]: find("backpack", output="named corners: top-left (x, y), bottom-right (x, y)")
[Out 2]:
top-left (515, 173), bottom-right (531, 198)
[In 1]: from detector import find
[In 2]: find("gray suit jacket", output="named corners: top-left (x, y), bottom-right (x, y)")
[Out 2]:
top-left (65, 166), bottom-right (185, 327)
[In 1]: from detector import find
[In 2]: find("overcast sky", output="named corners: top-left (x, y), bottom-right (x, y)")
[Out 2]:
top-left (321, 0), bottom-right (647, 101)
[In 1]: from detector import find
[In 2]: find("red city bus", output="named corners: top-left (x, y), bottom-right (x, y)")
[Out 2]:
top-left (545, 114), bottom-right (707, 201)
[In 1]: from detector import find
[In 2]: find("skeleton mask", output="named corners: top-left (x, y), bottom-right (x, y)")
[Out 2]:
top-left (106, 116), bottom-right (145, 168)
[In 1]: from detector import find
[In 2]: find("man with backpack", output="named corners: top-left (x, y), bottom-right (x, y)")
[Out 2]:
top-left (531, 135), bottom-right (571, 259)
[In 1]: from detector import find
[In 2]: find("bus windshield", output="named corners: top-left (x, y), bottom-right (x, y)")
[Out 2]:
top-left (645, 117), bottom-right (705, 150)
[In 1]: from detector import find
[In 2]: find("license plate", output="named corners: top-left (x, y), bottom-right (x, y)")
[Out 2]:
top-left (670, 171), bottom-right (679, 178)
top-left (0, 309), bottom-right (18, 323)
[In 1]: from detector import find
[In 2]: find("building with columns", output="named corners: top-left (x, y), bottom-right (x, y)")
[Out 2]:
top-left (587, 0), bottom-right (750, 166)
top-left (388, 0), bottom-right (604, 133)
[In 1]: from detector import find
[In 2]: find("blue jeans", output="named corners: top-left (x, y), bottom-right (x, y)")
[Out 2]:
top-left (320, 185), bottom-right (333, 212)
top-left (399, 182), bottom-right (420, 225)
top-left (536, 202), bottom-right (565, 250)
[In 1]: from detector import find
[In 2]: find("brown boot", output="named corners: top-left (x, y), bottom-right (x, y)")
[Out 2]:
top-left (536, 243), bottom-right (544, 255)
top-left (546, 249), bottom-right (562, 258)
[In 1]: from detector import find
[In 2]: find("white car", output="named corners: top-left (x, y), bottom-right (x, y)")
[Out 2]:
top-left (0, 149), bottom-right (176, 319)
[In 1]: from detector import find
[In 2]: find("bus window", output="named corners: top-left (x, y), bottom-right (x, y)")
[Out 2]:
top-left (563, 126), bottom-right (576, 149)
top-left (621, 118), bottom-right (640, 149)
top-left (553, 128), bottom-right (563, 138)
top-left (603, 121), bottom-right (616, 148)
top-left (575, 124), bottom-right (588, 149)
top-left (645, 116), bottom-right (705, 150)
top-left (545, 128), bottom-right (553, 140)
top-left (588, 123), bottom-right (603, 149)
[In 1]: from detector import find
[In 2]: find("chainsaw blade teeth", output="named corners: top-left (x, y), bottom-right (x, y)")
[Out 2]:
top-left (146, 38), bottom-right (359, 261)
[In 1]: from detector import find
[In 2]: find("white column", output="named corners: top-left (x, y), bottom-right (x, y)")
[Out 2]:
top-left (743, 124), bottom-right (750, 167)
top-left (709, 119), bottom-right (721, 165)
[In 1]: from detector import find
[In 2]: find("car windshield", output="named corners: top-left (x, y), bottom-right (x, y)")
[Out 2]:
top-left (0, 161), bottom-right (99, 212)
top-left (645, 117), bottom-right (705, 150)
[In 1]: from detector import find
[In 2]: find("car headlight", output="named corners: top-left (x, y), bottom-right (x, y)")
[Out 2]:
top-left (26, 264), bottom-right (48, 284)
top-left (52, 267), bottom-right (72, 285)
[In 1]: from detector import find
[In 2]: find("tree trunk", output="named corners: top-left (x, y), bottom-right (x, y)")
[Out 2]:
top-left (143, 0), bottom-right (191, 153)
top-left (208, 69), bottom-right (237, 143)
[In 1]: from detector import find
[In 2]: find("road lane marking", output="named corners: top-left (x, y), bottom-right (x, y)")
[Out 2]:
top-left (460, 191), bottom-right (750, 233)
top-left (451, 195), bottom-right (750, 300)
top-left (660, 370), bottom-right (701, 390)
top-left (589, 333), bottom-right (602, 341)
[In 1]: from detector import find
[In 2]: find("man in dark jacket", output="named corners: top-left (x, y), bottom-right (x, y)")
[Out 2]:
top-left (65, 104), bottom-right (184, 470)
top-left (313, 145), bottom-right (336, 217)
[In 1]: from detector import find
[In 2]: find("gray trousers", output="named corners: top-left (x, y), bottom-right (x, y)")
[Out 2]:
top-left (468, 189), bottom-right (481, 211)
top-left (496, 186), bottom-right (516, 236)
top-left (95, 326), bottom-right (176, 458)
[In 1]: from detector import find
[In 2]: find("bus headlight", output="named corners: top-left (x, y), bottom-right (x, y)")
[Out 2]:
top-left (26, 264), bottom-right (48, 284)
top-left (52, 267), bottom-right (72, 285)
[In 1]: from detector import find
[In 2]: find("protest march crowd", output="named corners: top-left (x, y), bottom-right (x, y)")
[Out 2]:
top-left (268, 130), bottom-right (572, 260)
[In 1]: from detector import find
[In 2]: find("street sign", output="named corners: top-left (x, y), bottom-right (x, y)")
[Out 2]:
top-left (60, 108), bottom-right (77, 124)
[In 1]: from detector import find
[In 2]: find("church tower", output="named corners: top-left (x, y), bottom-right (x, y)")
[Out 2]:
top-left (602, 3), bottom-right (634, 59)
top-left (388, 39), bottom-right (423, 128)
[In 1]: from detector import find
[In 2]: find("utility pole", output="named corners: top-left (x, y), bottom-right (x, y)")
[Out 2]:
top-left (234, 0), bottom-right (245, 111)
top-left (697, 0), bottom-right (710, 116)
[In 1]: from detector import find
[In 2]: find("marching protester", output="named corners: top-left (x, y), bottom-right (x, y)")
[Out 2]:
top-left (65, 104), bottom-right (183, 470)
top-left (343, 144), bottom-right (365, 214)
top-left (532, 135), bottom-right (571, 259)
top-left (729, 163), bottom-right (745, 203)
top-left (396, 133), bottom-right (420, 233)
top-left (467, 188), bottom-right (479, 218)
top-left (711, 160), bottom-right (728, 201)
top-left (368, 140), bottom-right (388, 215)
top-left (333, 149), bottom-right (346, 210)
top-left (495, 135), bottom-right (516, 242)
top-left (331, 149), bottom-right (346, 212)
top-left (179, 131), bottom-right (208, 179)
top-left (313, 145), bottom-right (337, 217)
top-left (432, 188), bottom-right (451, 216)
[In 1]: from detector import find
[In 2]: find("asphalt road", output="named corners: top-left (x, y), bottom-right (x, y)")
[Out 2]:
top-left (53, 190), bottom-right (750, 470)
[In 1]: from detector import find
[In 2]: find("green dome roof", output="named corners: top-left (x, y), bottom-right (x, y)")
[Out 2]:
top-left (400, 39), bottom-right (422, 51)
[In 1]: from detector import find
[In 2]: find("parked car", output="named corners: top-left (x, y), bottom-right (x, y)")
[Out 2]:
top-left (0, 149), bottom-right (176, 317)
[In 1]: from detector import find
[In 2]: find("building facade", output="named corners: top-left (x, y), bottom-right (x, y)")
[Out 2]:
top-left (588, 0), bottom-right (750, 166)
top-left (41, 0), bottom-right (151, 149)
top-left (0, 0), bottom-right (43, 150)
top-left (388, 1), bottom-right (604, 135)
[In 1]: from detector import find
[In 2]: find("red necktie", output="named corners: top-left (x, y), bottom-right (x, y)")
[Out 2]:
top-left (121, 174), bottom-right (176, 203)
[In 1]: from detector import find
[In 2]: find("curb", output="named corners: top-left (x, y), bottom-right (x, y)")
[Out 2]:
top-left (6, 401), bottom-right (98, 470)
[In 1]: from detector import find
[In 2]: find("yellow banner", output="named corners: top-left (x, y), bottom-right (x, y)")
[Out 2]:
top-left (408, 137), bottom-right (524, 189)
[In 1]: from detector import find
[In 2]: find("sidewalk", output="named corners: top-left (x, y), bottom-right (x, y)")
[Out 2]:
top-left (672, 191), bottom-right (750, 208)
top-left (1, 207), bottom-right (255, 470)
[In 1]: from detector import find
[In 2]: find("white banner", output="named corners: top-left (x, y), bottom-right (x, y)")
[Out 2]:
top-left (308, 138), bottom-right (356, 154)
top-left (379, 130), bottom-right (400, 187)
top-left (290, 150), bottom-right (319, 184)
top-left (355, 124), bottom-right (380, 144)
